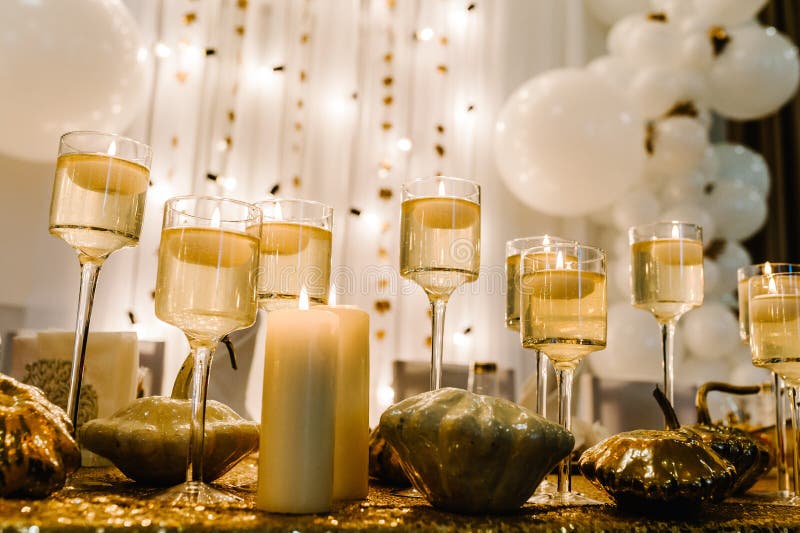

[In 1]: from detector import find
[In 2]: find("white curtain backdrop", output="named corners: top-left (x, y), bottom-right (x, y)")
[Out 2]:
top-left (20, 0), bottom-right (605, 424)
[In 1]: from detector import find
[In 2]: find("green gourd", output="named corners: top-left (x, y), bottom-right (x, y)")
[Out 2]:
top-left (379, 387), bottom-right (574, 514)
top-left (79, 347), bottom-right (257, 486)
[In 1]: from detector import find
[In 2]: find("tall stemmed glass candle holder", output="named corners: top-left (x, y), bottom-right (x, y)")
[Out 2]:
top-left (400, 176), bottom-right (480, 390)
top-left (506, 236), bottom-right (571, 417)
top-left (49, 131), bottom-right (151, 430)
top-left (521, 243), bottom-right (606, 505)
top-left (630, 222), bottom-right (703, 405)
top-left (255, 199), bottom-right (333, 311)
top-left (748, 272), bottom-right (800, 503)
top-left (154, 196), bottom-right (261, 504)
top-left (738, 262), bottom-right (799, 502)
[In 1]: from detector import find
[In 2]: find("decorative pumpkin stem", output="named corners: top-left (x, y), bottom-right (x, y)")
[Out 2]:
top-left (170, 336), bottom-right (238, 400)
top-left (696, 382), bottom-right (762, 426)
top-left (653, 386), bottom-right (681, 430)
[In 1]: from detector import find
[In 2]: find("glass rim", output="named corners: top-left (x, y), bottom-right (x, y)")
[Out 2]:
top-left (59, 130), bottom-right (152, 159)
top-left (520, 242), bottom-right (606, 266)
top-left (506, 235), bottom-right (574, 253)
top-left (401, 175), bottom-right (480, 197)
top-left (738, 262), bottom-right (800, 281)
top-left (254, 197), bottom-right (334, 215)
top-left (629, 220), bottom-right (703, 232)
top-left (165, 194), bottom-right (261, 223)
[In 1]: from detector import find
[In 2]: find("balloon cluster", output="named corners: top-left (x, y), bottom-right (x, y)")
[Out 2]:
top-left (497, 0), bottom-right (799, 386)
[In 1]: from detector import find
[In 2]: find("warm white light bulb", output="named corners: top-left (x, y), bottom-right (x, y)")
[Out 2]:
top-left (418, 27), bottom-right (434, 41)
top-left (299, 285), bottom-right (310, 310)
top-left (154, 42), bottom-right (172, 58)
top-left (396, 138), bottom-right (412, 152)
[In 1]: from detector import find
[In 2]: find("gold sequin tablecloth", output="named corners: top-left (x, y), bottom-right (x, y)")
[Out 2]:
top-left (2, 458), bottom-right (799, 532)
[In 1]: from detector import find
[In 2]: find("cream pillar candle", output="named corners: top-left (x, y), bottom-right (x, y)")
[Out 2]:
top-left (319, 304), bottom-right (370, 500)
top-left (257, 303), bottom-right (339, 514)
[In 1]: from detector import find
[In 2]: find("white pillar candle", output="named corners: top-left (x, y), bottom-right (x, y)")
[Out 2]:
top-left (257, 305), bottom-right (339, 514)
top-left (319, 305), bottom-right (370, 500)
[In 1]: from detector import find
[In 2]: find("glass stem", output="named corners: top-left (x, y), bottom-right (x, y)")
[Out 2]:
top-left (187, 341), bottom-right (215, 484)
top-left (555, 366), bottom-right (574, 495)
top-left (774, 373), bottom-right (791, 497)
top-left (658, 319), bottom-right (677, 407)
top-left (788, 385), bottom-right (800, 497)
top-left (66, 258), bottom-right (102, 431)
top-left (429, 298), bottom-right (447, 391)
top-left (536, 350), bottom-right (548, 419)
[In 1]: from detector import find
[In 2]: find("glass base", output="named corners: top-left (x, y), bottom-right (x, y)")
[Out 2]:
top-left (528, 490), bottom-right (603, 507)
top-left (392, 486), bottom-right (423, 499)
top-left (528, 478), bottom-right (556, 500)
top-left (154, 481), bottom-right (242, 506)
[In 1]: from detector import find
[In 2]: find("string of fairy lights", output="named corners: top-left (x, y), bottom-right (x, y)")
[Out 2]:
top-left (125, 0), bottom-right (485, 414)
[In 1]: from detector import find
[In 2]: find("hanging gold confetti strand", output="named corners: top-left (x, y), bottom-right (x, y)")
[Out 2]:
top-left (201, 0), bottom-right (250, 196)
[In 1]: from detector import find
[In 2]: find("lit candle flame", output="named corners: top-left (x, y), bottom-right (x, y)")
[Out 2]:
top-left (108, 140), bottom-right (117, 156)
top-left (438, 180), bottom-right (446, 196)
top-left (556, 250), bottom-right (565, 269)
top-left (299, 285), bottom-right (310, 310)
top-left (211, 207), bottom-right (221, 228)
top-left (764, 261), bottom-right (772, 275)
top-left (329, 283), bottom-right (337, 307)
top-left (543, 234), bottom-right (551, 253)
top-left (671, 224), bottom-right (680, 239)
top-left (274, 201), bottom-right (283, 220)
top-left (768, 276), bottom-right (777, 294)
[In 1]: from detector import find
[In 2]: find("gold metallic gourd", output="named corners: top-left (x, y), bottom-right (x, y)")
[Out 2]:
top-left (79, 350), bottom-right (258, 486)
top-left (684, 381), bottom-right (771, 494)
top-left (580, 388), bottom-right (735, 512)
top-left (380, 387), bottom-right (574, 514)
top-left (0, 372), bottom-right (81, 498)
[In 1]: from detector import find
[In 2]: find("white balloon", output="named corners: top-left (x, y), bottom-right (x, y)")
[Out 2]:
top-left (612, 186), bottom-right (662, 231)
top-left (650, 0), bottom-right (695, 22)
top-left (589, 203), bottom-right (617, 227)
top-left (703, 258), bottom-right (721, 297)
top-left (682, 302), bottom-right (741, 360)
top-left (705, 182), bottom-right (767, 241)
top-left (729, 361), bottom-right (770, 386)
top-left (586, 0), bottom-right (651, 27)
top-left (700, 144), bottom-right (720, 177)
top-left (617, 15), bottom-right (683, 68)
top-left (587, 55), bottom-right (637, 92)
top-left (630, 67), bottom-right (709, 118)
top-left (608, 14), bottom-right (644, 56)
top-left (613, 231), bottom-right (632, 258)
top-left (691, 0), bottom-right (767, 27)
top-left (0, 0), bottom-right (150, 162)
top-left (495, 69), bottom-right (645, 217)
top-left (647, 116), bottom-right (709, 178)
top-left (660, 169), bottom-right (711, 205)
top-left (589, 303), bottom-right (681, 382)
top-left (711, 240), bottom-right (752, 297)
top-left (713, 143), bottom-right (771, 196)
top-left (696, 105), bottom-right (713, 131)
top-left (661, 202), bottom-right (716, 241)
top-left (679, 30), bottom-right (714, 71)
top-left (608, 257), bottom-right (632, 301)
top-left (709, 24), bottom-right (800, 120)
top-left (678, 357), bottom-right (732, 387)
